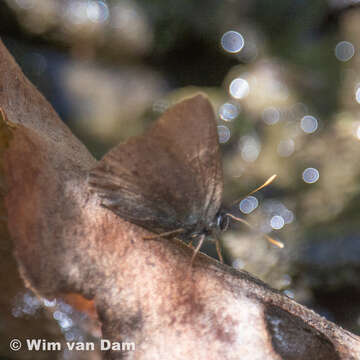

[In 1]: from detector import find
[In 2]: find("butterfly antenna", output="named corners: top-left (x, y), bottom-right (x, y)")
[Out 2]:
top-left (231, 174), bottom-right (277, 206)
top-left (226, 213), bottom-right (284, 248)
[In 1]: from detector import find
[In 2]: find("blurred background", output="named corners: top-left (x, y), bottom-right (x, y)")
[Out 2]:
top-left (1, 0), bottom-right (360, 358)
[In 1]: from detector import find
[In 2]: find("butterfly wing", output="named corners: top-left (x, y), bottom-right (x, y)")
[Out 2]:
top-left (88, 94), bottom-right (223, 235)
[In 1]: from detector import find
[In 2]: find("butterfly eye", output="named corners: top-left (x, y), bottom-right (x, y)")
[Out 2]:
top-left (217, 214), bottom-right (229, 232)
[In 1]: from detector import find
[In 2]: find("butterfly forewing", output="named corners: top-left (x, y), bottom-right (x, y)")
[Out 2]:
top-left (88, 94), bottom-right (223, 237)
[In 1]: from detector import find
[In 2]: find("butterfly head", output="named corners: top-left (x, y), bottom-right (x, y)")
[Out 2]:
top-left (215, 211), bottom-right (230, 232)
top-left (187, 210), bottom-right (229, 239)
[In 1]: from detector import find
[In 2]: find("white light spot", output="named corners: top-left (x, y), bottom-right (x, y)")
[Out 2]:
top-left (23, 293), bottom-right (40, 308)
top-left (239, 135), bottom-right (261, 162)
top-left (268, 317), bottom-right (284, 342)
top-left (283, 290), bottom-right (295, 299)
top-left (301, 115), bottom-right (318, 134)
top-left (221, 31), bottom-right (245, 54)
top-left (58, 302), bottom-right (73, 314)
top-left (356, 124), bottom-right (360, 139)
top-left (283, 209), bottom-right (294, 224)
top-left (270, 215), bottom-right (285, 230)
top-left (263, 200), bottom-right (295, 225)
top-left (280, 274), bottom-right (292, 288)
top-left (219, 103), bottom-right (239, 121)
top-left (12, 292), bottom-right (41, 317)
top-left (239, 196), bottom-right (259, 214)
top-left (335, 41), bottom-right (355, 62)
top-left (229, 78), bottom-right (250, 99)
top-left (65, 331), bottom-right (76, 342)
top-left (217, 125), bottom-right (231, 143)
top-left (262, 107), bottom-right (280, 125)
top-left (67, 1), bottom-right (89, 25)
top-left (87, 1), bottom-right (109, 23)
top-left (59, 317), bottom-right (73, 330)
top-left (302, 168), bottom-right (320, 184)
top-left (43, 298), bottom-right (57, 307)
top-left (277, 139), bottom-right (295, 157)
top-left (355, 87), bottom-right (360, 104)
top-left (263, 199), bottom-right (285, 214)
top-left (232, 258), bottom-right (246, 269)
top-left (53, 310), bottom-right (64, 321)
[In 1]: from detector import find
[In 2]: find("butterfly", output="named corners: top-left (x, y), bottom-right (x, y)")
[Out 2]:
top-left (88, 94), bottom-right (281, 264)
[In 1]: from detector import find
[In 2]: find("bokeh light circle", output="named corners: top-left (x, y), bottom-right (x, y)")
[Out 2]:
top-left (239, 196), bottom-right (259, 214)
top-left (217, 125), bottom-right (231, 143)
top-left (300, 115), bottom-right (318, 134)
top-left (229, 78), bottom-right (250, 99)
top-left (219, 102), bottom-right (239, 121)
top-left (302, 168), bottom-right (320, 184)
top-left (335, 41), bottom-right (355, 62)
top-left (221, 31), bottom-right (245, 54)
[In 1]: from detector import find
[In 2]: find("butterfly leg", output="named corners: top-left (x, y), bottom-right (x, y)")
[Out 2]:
top-left (190, 234), bottom-right (205, 266)
top-left (215, 236), bottom-right (224, 264)
top-left (188, 233), bottom-right (199, 249)
top-left (143, 228), bottom-right (184, 240)
top-left (211, 231), bottom-right (224, 263)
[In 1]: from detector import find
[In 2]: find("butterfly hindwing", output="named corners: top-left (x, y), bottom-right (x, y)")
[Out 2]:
top-left (88, 94), bottom-right (223, 236)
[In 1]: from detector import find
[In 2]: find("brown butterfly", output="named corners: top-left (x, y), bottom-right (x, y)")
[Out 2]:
top-left (88, 94), bottom-right (281, 264)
